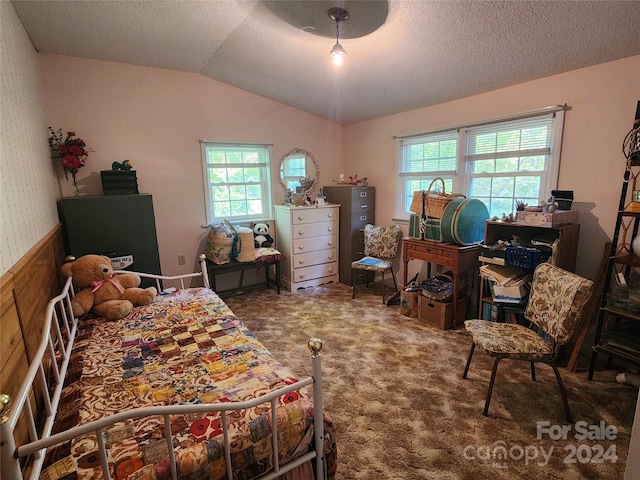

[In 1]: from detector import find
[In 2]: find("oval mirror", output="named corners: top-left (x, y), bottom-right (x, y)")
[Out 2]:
top-left (278, 148), bottom-right (319, 194)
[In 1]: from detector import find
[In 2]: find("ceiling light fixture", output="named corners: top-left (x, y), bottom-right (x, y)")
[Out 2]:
top-left (328, 7), bottom-right (349, 66)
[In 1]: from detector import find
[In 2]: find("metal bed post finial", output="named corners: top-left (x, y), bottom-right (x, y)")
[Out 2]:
top-left (307, 338), bottom-right (323, 356)
top-left (307, 338), bottom-right (325, 480)
top-left (0, 393), bottom-right (10, 424)
top-left (199, 253), bottom-right (210, 289)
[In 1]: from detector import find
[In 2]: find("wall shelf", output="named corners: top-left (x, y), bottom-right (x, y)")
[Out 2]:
top-left (588, 163), bottom-right (640, 379)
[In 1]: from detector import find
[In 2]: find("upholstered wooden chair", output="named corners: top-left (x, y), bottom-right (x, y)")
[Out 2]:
top-left (351, 224), bottom-right (402, 303)
top-left (462, 263), bottom-right (593, 422)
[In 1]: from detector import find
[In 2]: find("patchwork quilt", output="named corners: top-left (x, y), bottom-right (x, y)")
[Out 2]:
top-left (41, 288), bottom-right (336, 480)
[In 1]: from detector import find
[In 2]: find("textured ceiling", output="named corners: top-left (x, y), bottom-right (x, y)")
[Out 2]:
top-left (11, 0), bottom-right (640, 125)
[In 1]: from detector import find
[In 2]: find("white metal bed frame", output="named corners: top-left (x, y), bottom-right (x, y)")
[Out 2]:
top-left (0, 255), bottom-right (325, 480)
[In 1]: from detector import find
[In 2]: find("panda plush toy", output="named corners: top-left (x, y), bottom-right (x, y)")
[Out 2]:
top-left (253, 223), bottom-right (274, 248)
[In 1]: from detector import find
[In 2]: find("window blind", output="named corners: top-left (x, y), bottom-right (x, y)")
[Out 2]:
top-left (464, 116), bottom-right (554, 163)
top-left (399, 131), bottom-right (458, 175)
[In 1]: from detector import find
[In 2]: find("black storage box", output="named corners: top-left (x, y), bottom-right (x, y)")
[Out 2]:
top-left (101, 171), bottom-right (139, 195)
top-left (551, 190), bottom-right (573, 210)
top-left (479, 244), bottom-right (506, 265)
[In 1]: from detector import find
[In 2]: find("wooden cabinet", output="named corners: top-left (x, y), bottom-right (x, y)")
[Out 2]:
top-left (58, 194), bottom-right (161, 288)
top-left (482, 221), bottom-right (580, 272)
top-left (275, 204), bottom-right (339, 291)
top-left (479, 220), bottom-right (580, 319)
top-left (402, 238), bottom-right (480, 325)
top-left (589, 165), bottom-right (640, 379)
top-left (322, 186), bottom-right (375, 285)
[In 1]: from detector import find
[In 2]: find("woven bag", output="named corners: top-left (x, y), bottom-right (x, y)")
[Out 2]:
top-left (409, 191), bottom-right (425, 215)
top-left (234, 226), bottom-right (256, 263)
top-left (205, 222), bottom-right (235, 264)
top-left (425, 177), bottom-right (464, 219)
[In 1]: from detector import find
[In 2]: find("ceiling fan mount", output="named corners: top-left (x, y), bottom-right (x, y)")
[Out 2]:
top-left (328, 7), bottom-right (349, 23)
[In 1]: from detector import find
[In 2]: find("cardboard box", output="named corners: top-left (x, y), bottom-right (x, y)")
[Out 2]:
top-left (400, 289), bottom-right (419, 317)
top-left (492, 284), bottom-right (529, 303)
top-left (418, 295), bottom-right (466, 330)
top-left (515, 210), bottom-right (578, 227)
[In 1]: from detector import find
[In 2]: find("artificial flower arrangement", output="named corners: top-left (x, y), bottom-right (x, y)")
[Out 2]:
top-left (48, 127), bottom-right (89, 194)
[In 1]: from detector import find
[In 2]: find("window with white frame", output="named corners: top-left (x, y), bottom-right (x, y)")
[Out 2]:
top-left (201, 142), bottom-right (272, 224)
top-left (398, 131), bottom-right (458, 216)
top-left (463, 116), bottom-right (559, 219)
top-left (396, 109), bottom-right (564, 219)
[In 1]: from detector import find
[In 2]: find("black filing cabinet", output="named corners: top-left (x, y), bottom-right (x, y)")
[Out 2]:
top-left (58, 194), bottom-right (161, 287)
top-left (323, 186), bottom-right (375, 285)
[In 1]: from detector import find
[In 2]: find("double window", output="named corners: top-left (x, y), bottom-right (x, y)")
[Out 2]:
top-left (397, 108), bottom-right (564, 219)
top-left (201, 142), bottom-right (272, 224)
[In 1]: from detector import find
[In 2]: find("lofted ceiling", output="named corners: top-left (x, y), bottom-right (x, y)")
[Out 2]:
top-left (11, 0), bottom-right (640, 125)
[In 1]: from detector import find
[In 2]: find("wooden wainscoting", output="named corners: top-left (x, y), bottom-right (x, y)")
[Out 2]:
top-left (0, 224), bottom-right (66, 448)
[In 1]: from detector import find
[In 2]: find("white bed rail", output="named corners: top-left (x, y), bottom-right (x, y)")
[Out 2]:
top-left (114, 253), bottom-right (210, 290)
top-left (14, 345), bottom-right (323, 480)
top-left (0, 256), bottom-right (326, 480)
top-left (1, 276), bottom-right (77, 480)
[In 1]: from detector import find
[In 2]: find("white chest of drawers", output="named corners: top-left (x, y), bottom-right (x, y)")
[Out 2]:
top-left (275, 204), bottom-right (340, 291)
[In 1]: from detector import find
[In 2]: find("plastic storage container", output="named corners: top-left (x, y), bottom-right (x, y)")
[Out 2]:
top-left (505, 246), bottom-right (549, 270)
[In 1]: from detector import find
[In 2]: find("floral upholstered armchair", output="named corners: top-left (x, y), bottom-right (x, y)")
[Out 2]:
top-left (462, 262), bottom-right (593, 422)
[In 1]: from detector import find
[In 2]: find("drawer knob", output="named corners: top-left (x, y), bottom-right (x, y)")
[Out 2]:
top-left (298, 245), bottom-right (305, 251)
top-left (299, 274), bottom-right (305, 279)
top-left (328, 267), bottom-right (334, 273)
top-left (297, 214), bottom-right (304, 221)
top-left (298, 259), bottom-right (305, 265)
top-left (327, 213), bottom-right (334, 218)
top-left (327, 226), bottom-right (334, 232)
top-left (297, 230), bottom-right (305, 236)
top-left (328, 254), bottom-right (334, 260)
top-left (327, 240), bottom-right (334, 246)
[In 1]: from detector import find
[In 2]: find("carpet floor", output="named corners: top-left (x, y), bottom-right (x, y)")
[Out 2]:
top-left (225, 282), bottom-right (637, 480)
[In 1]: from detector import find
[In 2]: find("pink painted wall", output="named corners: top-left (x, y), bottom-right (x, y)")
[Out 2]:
top-left (39, 52), bottom-right (640, 281)
top-left (39, 54), bottom-right (343, 276)
top-left (344, 55), bottom-right (640, 280)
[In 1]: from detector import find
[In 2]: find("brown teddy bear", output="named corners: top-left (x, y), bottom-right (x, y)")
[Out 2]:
top-left (61, 254), bottom-right (157, 320)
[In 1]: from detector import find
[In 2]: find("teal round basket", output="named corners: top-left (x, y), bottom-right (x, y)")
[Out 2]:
top-left (440, 197), bottom-right (489, 245)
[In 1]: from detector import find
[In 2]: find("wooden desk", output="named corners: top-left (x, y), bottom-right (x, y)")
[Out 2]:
top-left (402, 237), bottom-right (480, 326)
